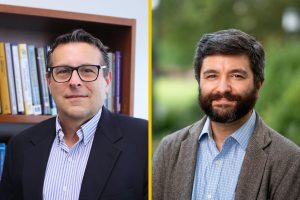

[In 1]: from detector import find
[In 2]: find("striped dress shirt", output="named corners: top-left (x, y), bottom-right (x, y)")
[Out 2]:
top-left (43, 109), bottom-right (101, 200)
top-left (191, 111), bottom-right (256, 200)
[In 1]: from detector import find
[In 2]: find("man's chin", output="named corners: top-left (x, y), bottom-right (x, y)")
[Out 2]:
top-left (212, 106), bottom-right (235, 115)
top-left (60, 107), bottom-right (90, 119)
top-left (209, 108), bottom-right (239, 123)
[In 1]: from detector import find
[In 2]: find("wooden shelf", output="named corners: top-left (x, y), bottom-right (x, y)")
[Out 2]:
top-left (0, 4), bottom-right (136, 140)
top-left (0, 114), bottom-right (53, 124)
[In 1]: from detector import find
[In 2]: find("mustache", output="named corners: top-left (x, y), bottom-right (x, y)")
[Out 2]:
top-left (208, 92), bottom-right (242, 102)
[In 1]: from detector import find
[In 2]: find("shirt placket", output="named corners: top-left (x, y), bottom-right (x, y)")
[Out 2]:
top-left (205, 138), bottom-right (223, 200)
top-left (60, 140), bottom-right (80, 200)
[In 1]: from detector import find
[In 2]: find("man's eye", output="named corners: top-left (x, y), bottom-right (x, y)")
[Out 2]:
top-left (232, 74), bottom-right (244, 79)
top-left (57, 69), bottom-right (69, 74)
top-left (205, 74), bottom-right (217, 79)
top-left (55, 68), bottom-right (71, 75)
top-left (83, 69), bottom-right (94, 73)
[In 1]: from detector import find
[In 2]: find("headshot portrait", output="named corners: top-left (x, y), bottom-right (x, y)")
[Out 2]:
top-left (0, 1), bottom-right (148, 200)
top-left (152, 1), bottom-right (300, 200)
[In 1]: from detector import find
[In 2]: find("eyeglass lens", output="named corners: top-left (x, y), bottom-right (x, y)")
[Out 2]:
top-left (52, 65), bottom-right (99, 82)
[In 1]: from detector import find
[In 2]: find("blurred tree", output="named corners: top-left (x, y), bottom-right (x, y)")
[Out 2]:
top-left (153, 0), bottom-right (300, 70)
top-left (256, 40), bottom-right (300, 145)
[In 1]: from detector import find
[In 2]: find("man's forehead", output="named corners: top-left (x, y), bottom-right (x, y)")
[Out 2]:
top-left (201, 54), bottom-right (251, 71)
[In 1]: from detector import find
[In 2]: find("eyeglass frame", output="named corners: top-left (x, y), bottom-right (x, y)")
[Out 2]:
top-left (47, 64), bottom-right (108, 83)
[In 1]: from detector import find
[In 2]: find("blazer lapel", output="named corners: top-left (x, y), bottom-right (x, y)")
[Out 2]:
top-left (173, 118), bottom-right (206, 199)
top-left (235, 115), bottom-right (271, 200)
top-left (22, 118), bottom-right (56, 199)
top-left (79, 107), bottom-right (123, 200)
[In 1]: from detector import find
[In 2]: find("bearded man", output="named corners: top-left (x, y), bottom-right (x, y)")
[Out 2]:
top-left (153, 29), bottom-right (300, 200)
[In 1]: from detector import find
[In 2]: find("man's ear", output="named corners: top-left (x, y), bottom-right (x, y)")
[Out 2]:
top-left (256, 80), bottom-right (264, 91)
top-left (105, 71), bottom-right (112, 93)
top-left (255, 80), bottom-right (264, 98)
top-left (46, 74), bottom-right (52, 95)
top-left (46, 73), bottom-right (51, 87)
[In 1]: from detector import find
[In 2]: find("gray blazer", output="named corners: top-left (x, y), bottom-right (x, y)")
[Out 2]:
top-left (153, 114), bottom-right (300, 200)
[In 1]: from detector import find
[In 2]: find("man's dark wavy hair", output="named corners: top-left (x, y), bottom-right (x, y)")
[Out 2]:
top-left (194, 29), bottom-right (265, 84)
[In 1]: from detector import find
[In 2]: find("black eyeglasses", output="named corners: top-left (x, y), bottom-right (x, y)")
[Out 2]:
top-left (47, 64), bottom-right (108, 83)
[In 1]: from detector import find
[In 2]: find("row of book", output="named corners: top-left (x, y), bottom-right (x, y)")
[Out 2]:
top-left (0, 42), bottom-right (122, 115)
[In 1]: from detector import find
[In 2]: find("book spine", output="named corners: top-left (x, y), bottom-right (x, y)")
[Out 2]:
top-left (11, 45), bottom-right (25, 114)
top-left (27, 45), bottom-right (42, 115)
top-left (0, 42), bottom-right (11, 114)
top-left (18, 44), bottom-right (33, 115)
top-left (5, 43), bottom-right (18, 114)
top-left (46, 45), bottom-right (57, 116)
top-left (107, 52), bottom-right (114, 112)
top-left (0, 143), bottom-right (6, 180)
top-left (36, 47), bottom-right (51, 115)
top-left (114, 51), bottom-right (122, 113)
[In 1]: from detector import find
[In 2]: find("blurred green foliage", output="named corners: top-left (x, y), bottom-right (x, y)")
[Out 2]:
top-left (256, 40), bottom-right (300, 145)
top-left (153, 0), bottom-right (300, 70)
top-left (153, 76), bottom-right (202, 137)
top-left (153, 0), bottom-right (300, 146)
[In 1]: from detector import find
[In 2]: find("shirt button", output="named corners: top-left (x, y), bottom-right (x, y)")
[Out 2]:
top-left (68, 157), bottom-right (72, 162)
top-left (63, 186), bottom-right (68, 192)
top-left (207, 194), bottom-right (213, 199)
top-left (215, 160), bottom-right (221, 166)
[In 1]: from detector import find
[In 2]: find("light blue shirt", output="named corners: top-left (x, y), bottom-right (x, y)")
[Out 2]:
top-left (191, 111), bottom-right (256, 200)
top-left (43, 109), bottom-right (102, 200)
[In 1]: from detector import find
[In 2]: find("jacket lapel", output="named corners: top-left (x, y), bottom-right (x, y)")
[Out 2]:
top-left (22, 118), bottom-right (56, 199)
top-left (235, 115), bottom-right (271, 200)
top-left (173, 118), bottom-right (206, 199)
top-left (79, 107), bottom-right (123, 200)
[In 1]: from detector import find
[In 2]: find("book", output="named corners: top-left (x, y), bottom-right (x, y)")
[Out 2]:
top-left (18, 44), bottom-right (33, 115)
top-left (36, 47), bottom-right (51, 115)
top-left (28, 45), bottom-right (42, 115)
top-left (11, 44), bottom-right (25, 114)
top-left (0, 143), bottom-right (6, 180)
top-left (5, 43), bottom-right (18, 114)
top-left (46, 45), bottom-right (57, 116)
top-left (107, 52), bottom-right (115, 112)
top-left (0, 42), bottom-right (11, 114)
top-left (114, 51), bottom-right (122, 113)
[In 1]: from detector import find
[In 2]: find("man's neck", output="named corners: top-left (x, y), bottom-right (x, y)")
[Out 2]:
top-left (210, 110), bottom-right (253, 151)
top-left (58, 116), bottom-right (91, 148)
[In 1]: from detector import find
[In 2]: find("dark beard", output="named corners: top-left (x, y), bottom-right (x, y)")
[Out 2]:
top-left (198, 87), bottom-right (257, 123)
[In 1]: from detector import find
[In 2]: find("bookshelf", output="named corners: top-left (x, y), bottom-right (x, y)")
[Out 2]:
top-left (0, 4), bottom-right (136, 142)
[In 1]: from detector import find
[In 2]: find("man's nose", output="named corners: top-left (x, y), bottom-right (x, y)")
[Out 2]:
top-left (69, 70), bottom-right (82, 85)
top-left (216, 78), bottom-right (231, 94)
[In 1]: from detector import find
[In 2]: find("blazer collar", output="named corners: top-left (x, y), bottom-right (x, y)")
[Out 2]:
top-left (235, 113), bottom-right (272, 199)
top-left (23, 117), bottom-right (57, 199)
top-left (79, 107), bottom-right (123, 200)
top-left (174, 117), bottom-right (207, 199)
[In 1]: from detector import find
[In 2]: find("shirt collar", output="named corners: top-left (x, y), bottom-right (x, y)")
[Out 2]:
top-left (199, 110), bottom-right (256, 150)
top-left (55, 108), bottom-right (102, 145)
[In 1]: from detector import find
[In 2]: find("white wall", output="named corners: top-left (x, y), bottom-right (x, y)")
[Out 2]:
top-left (0, 0), bottom-right (149, 119)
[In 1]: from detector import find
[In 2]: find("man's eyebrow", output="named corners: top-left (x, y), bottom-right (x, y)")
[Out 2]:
top-left (230, 69), bottom-right (248, 75)
top-left (202, 69), bottom-right (218, 75)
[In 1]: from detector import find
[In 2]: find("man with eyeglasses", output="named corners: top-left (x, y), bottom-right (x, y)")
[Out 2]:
top-left (0, 29), bottom-right (148, 200)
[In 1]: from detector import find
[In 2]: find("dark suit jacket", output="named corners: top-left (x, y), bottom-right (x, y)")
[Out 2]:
top-left (0, 107), bottom-right (148, 200)
top-left (153, 114), bottom-right (300, 200)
